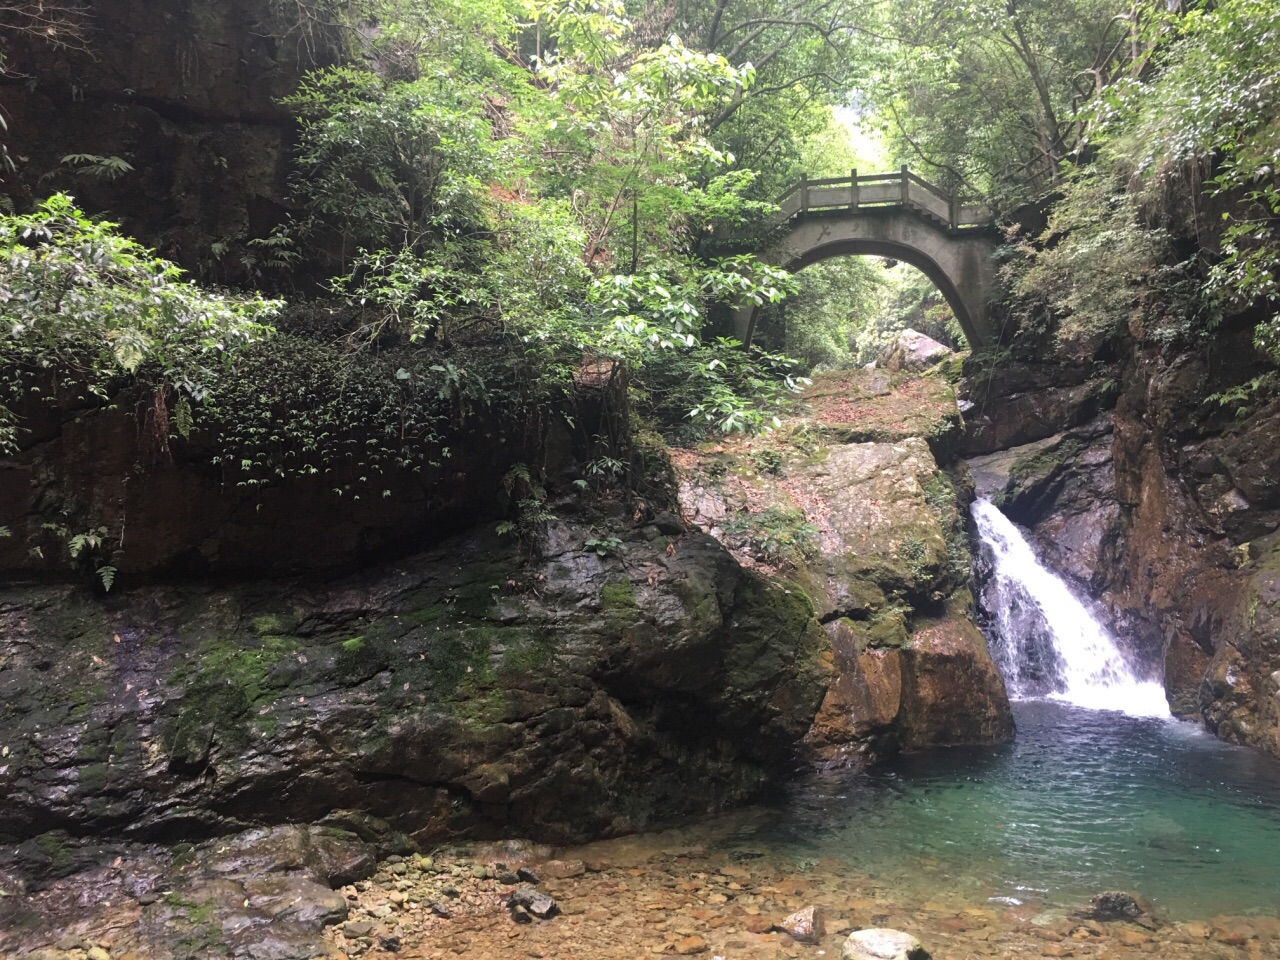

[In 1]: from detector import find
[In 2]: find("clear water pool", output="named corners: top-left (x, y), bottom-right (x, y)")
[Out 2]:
top-left (742, 700), bottom-right (1280, 919)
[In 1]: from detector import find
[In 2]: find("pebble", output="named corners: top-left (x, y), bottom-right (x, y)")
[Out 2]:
top-left (674, 935), bottom-right (708, 954)
top-left (315, 847), bottom-right (1262, 960)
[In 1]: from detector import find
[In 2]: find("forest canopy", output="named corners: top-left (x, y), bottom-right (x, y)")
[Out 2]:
top-left (2, 0), bottom-right (1278, 496)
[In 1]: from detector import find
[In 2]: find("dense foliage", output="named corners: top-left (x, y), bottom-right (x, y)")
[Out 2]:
top-left (0, 196), bottom-right (278, 453)
top-left (998, 0), bottom-right (1280, 362)
top-left (3, 0), bottom-right (1278, 585)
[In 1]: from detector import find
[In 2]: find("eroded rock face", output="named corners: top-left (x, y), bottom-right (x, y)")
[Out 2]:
top-left (1201, 534), bottom-right (1280, 755)
top-left (678, 370), bottom-right (1013, 761)
top-left (0, 514), bottom-right (829, 849)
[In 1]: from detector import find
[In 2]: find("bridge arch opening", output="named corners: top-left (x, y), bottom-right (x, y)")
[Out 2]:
top-left (749, 253), bottom-right (966, 370)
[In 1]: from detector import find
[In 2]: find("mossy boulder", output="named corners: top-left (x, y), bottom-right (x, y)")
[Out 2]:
top-left (0, 512), bottom-right (828, 847)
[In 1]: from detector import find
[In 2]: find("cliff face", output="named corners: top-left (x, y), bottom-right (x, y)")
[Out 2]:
top-left (963, 322), bottom-right (1280, 754)
top-left (2, 0), bottom-right (330, 264)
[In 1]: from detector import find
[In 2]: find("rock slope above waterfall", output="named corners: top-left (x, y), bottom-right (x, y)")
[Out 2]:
top-left (676, 367), bottom-right (1014, 761)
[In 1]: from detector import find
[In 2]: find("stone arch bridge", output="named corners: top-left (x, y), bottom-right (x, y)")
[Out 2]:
top-left (734, 168), bottom-right (1000, 349)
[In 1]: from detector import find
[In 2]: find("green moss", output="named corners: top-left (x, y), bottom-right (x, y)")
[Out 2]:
top-left (866, 605), bottom-right (911, 648)
top-left (164, 680), bottom-right (253, 764)
top-left (78, 762), bottom-right (109, 792)
top-left (250, 613), bottom-right (295, 636)
top-left (35, 832), bottom-right (72, 870)
top-left (449, 581), bottom-right (501, 618)
top-left (162, 892), bottom-right (218, 925)
top-left (341, 636), bottom-right (365, 652)
top-left (161, 629), bottom-right (301, 763)
top-left (171, 842), bottom-right (196, 866)
top-left (420, 627), bottom-right (496, 697)
top-left (403, 606), bottom-right (443, 626)
top-left (191, 633), bottom-right (301, 704)
top-left (601, 579), bottom-right (638, 611)
top-left (452, 687), bottom-right (507, 724)
top-left (497, 630), bottom-right (556, 676)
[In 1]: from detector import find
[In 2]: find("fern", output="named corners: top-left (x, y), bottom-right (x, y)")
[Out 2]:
top-left (173, 396), bottom-right (194, 439)
top-left (60, 154), bottom-right (135, 180)
top-left (96, 565), bottom-right (117, 592)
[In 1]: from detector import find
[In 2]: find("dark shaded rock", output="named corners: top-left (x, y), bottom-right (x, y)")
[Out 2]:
top-left (959, 361), bottom-right (1115, 457)
top-left (509, 885), bottom-right (558, 919)
top-left (511, 903), bottom-right (533, 924)
top-left (516, 866), bottom-right (540, 884)
top-left (0, 515), bottom-right (828, 849)
top-left (1075, 890), bottom-right (1158, 926)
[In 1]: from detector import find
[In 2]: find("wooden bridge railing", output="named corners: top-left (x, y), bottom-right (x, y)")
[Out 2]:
top-left (775, 166), bottom-right (992, 233)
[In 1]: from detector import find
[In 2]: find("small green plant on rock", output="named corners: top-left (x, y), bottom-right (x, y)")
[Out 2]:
top-left (496, 463), bottom-right (553, 548)
top-left (584, 536), bottom-right (627, 558)
top-left (748, 448), bottom-right (785, 476)
top-left (722, 507), bottom-right (818, 566)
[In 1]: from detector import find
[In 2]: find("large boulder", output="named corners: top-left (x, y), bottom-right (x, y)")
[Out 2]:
top-left (878, 330), bottom-right (953, 372)
top-left (0, 513), bottom-right (829, 848)
top-left (677, 373), bottom-right (1014, 760)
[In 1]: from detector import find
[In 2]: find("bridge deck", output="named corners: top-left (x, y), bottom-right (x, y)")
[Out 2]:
top-left (776, 167), bottom-right (992, 233)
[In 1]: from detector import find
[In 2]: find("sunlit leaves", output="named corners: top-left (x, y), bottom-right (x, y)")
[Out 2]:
top-left (0, 194), bottom-right (278, 450)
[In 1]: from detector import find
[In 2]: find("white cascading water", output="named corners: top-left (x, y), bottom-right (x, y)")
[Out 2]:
top-left (971, 498), bottom-right (1170, 718)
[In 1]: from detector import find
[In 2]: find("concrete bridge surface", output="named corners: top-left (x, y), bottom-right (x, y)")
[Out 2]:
top-left (734, 168), bottom-right (1000, 349)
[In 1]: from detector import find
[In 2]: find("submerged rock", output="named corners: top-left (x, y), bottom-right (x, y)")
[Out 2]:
top-left (1075, 890), bottom-right (1157, 925)
top-left (842, 927), bottom-right (931, 960)
top-left (776, 904), bottom-right (825, 943)
top-left (508, 885), bottom-right (558, 919)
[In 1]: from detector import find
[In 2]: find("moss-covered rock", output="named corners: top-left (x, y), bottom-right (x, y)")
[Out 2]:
top-left (0, 511), bottom-right (828, 848)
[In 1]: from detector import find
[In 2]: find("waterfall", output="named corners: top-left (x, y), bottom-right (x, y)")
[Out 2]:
top-left (971, 498), bottom-right (1169, 718)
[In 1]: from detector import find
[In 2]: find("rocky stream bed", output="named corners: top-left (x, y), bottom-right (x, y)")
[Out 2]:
top-left (3, 822), bottom-right (1278, 960)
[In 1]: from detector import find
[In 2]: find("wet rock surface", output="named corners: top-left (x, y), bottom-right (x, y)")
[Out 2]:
top-left (0, 510), bottom-right (827, 848)
top-left (960, 345), bottom-right (1280, 744)
top-left (0, 825), bottom-right (373, 960)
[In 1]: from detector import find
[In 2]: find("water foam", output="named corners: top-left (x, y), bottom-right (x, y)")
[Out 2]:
top-left (972, 498), bottom-right (1169, 718)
